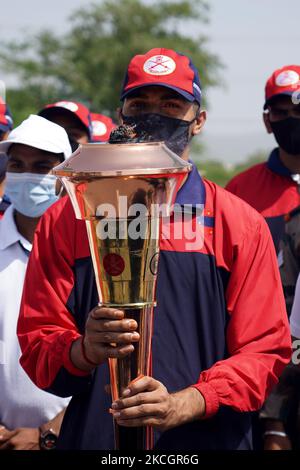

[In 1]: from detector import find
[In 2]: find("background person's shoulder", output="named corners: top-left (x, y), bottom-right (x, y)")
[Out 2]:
top-left (205, 178), bottom-right (269, 237)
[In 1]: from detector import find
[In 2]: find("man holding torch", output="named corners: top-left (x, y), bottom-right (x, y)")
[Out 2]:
top-left (18, 48), bottom-right (290, 450)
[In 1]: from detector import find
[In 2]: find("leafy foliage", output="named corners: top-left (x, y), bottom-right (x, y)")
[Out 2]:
top-left (196, 151), bottom-right (267, 187)
top-left (1, 0), bottom-right (221, 125)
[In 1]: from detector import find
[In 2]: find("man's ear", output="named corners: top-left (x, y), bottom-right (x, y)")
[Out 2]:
top-left (263, 112), bottom-right (273, 134)
top-left (192, 110), bottom-right (206, 136)
top-left (116, 107), bottom-right (123, 124)
top-left (0, 131), bottom-right (10, 142)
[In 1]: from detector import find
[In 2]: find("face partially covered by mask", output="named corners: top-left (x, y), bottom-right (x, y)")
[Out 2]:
top-left (3, 141), bottom-right (65, 217)
top-left (121, 113), bottom-right (196, 157)
top-left (5, 172), bottom-right (60, 217)
top-left (270, 117), bottom-right (300, 156)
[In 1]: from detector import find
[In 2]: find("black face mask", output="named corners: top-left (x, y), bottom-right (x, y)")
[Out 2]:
top-left (270, 117), bottom-right (300, 156)
top-left (121, 113), bottom-right (196, 157)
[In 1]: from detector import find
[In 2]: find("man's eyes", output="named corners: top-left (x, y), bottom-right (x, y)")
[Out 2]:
top-left (7, 162), bottom-right (53, 171)
top-left (7, 161), bottom-right (22, 169)
top-left (271, 109), bottom-right (289, 117)
top-left (129, 101), bottom-right (146, 108)
top-left (129, 101), bottom-right (182, 108)
top-left (271, 107), bottom-right (300, 117)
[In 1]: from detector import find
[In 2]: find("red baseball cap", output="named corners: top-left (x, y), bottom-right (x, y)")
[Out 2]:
top-left (90, 113), bottom-right (116, 142)
top-left (264, 65), bottom-right (300, 108)
top-left (0, 98), bottom-right (13, 133)
top-left (39, 101), bottom-right (92, 138)
top-left (121, 48), bottom-right (202, 105)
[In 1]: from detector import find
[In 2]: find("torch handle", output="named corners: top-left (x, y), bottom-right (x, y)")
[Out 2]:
top-left (108, 306), bottom-right (154, 450)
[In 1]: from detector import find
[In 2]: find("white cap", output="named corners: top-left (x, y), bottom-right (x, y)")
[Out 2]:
top-left (0, 114), bottom-right (72, 160)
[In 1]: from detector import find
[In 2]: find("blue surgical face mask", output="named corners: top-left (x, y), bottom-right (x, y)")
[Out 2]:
top-left (5, 172), bottom-right (60, 218)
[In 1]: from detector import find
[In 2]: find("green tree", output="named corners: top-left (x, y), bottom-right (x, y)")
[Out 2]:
top-left (0, 0), bottom-right (221, 125)
top-left (197, 150), bottom-right (267, 187)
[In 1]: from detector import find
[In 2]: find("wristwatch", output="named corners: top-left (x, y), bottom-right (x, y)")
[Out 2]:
top-left (39, 428), bottom-right (58, 450)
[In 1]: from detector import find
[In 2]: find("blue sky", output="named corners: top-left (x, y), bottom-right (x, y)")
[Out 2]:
top-left (1, 0), bottom-right (300, 161)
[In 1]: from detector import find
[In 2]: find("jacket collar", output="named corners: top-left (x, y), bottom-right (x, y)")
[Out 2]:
top-left (175, 160), bottom-right (206, 209)
top-left (267, 147), bottom-right (293, 177)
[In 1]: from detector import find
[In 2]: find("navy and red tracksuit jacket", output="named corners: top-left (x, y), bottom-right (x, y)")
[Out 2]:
top-left (226, 148), bottom-right (300, 253)
top-left (17, 164), bottom-right (291, 450)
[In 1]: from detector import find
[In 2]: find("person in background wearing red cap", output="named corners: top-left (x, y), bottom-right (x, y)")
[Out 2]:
top-left (38, 101), bottom-right (92, 152)
top-left (17, 48), bottom-right (290, 450)
top-left (90, 113), bottom-right (116, 142)
top-left (226, 65), bottom-right (300, 254)
top-left (226, 67), bottom-right (300, 450)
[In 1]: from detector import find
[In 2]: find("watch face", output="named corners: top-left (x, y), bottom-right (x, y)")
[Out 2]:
top-left (40, 431), bottom-right (58, 450)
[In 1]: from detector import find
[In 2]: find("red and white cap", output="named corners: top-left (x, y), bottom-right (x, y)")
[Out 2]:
top-left (90, 113), bottom-right (116, 142)
top-left (39, 101), bottom-right (92, 138)
top-left (121, 48), bottom-right (202, 105)
top-left (264, 65), bottom-right (300, 108)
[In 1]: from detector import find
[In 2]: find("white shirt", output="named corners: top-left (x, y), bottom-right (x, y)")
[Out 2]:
top-left (0, 205), bottom-right (69, 429)
top-left (290, 274), bottom-right (300, 339)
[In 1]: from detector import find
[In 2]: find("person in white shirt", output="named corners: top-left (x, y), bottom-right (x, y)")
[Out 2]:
top-left (0, 115), bottom-right (71, 450)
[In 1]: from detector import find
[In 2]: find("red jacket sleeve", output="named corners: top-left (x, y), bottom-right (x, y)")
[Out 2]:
top-left (225, 171), bottom-right (250, 197)
top-left (224, 176), bottom-right (238, 195)
top-left (17, 198), bottom-right (91, 395)
top-left (193, 211), bottom-right (291, 418)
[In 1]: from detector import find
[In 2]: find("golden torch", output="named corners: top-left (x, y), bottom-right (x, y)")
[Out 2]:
top-left (53, 142), bottom-right (191, 449)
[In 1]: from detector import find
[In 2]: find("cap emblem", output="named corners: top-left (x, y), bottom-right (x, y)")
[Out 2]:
top-left (275, 70), bottom-right (300, 87)
top-left (143, 55), bottom-right (176, 76)
top-left (54, 101), bottom-right (79, 112)
top-left (92, 120), bottom-right (107, 137)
